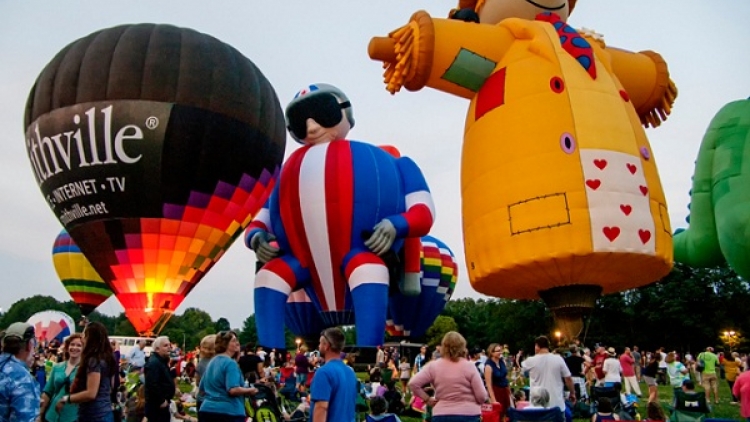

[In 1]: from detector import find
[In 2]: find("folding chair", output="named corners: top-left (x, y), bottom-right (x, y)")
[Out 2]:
top-left (507, 407), bottom-right (565, 422)
top-left (365, 415), bottom-right (399, 422)
top-left (668, 390), bottom-right (711, 422)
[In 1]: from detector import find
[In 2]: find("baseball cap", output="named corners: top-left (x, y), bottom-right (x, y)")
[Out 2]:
top-left (3, 322), bottom-right (35, 344)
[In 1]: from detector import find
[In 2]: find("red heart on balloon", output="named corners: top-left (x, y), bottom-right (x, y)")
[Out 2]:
top-left (586, 179), bottom-right (601, 190)
top-left (638, 229), bottom-right (651, 244)
top-left (603, 226), bottom-right (620, 242)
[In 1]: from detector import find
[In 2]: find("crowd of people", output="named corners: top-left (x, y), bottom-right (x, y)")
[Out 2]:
top-left (2, 321), bottom-right (750, 422)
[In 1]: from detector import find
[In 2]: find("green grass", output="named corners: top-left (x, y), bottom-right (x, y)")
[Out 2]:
top-left (179, 376), bottom-right (744, 422)
top-left (358, 375), bottom-right (744, 422)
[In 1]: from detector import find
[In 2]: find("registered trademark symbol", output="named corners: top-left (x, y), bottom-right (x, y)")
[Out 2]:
top-left (145, 116), bottom-right (159, 130)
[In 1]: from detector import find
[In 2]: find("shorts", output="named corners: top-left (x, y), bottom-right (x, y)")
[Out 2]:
top-left (702, 373), bottom-right (718, 389)
top-left (643, 376), bottom-right (657, 387)
top-left (296, 373), bottom-right (308, 386)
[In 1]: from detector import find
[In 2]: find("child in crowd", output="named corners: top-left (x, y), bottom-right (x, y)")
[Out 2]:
top-left (125, 385), bottom-right (146, 422)
top-left (367, 396), bottom-right (403, 422)
top-left (409, 386), bottom-right (434, 421)
top-left (591, 397), bottom-right (620, 422)
top-left (527, 387), bottom-right (550, 409)
top-left (514, 389), bottom-right (530, 410)
top-left (645, 401), bottom-right (667, 422)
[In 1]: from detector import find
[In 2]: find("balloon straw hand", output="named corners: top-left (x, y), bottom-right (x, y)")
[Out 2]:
top-left (251, 232), bottom-right (280, 263)
top-left (364, 219), bottom-right (396, 255)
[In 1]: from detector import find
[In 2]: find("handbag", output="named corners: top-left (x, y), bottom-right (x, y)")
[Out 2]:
top-left (696, 355), bottom-right (705, 373)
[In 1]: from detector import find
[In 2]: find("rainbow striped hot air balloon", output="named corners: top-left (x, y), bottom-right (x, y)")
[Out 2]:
top-left (386, 236), bottom-right (458, 338)
top-left (53, 229), bottom-right (112, 316)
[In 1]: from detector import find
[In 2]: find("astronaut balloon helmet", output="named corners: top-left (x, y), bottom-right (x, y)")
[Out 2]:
top-left (285, 83), bottom-right (355, 144)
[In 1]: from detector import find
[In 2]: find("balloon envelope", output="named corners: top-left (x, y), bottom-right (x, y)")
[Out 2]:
top-left (387, 236), bottom-right (458, 338)
top-left (27, 310), bottom-right (75, 343)
top-left (285, 289), bottom-right (328, 338)
top-left (53, 229), bottom-right (112, 316)
top-left (25, 24), bottom-right (286, 335)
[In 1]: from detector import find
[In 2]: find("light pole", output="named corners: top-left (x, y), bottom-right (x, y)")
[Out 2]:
top-left (722, 330), bottom-right (739, 352)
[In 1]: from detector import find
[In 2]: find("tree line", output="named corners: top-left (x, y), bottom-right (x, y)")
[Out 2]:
top-left (2, 263), bottom-right (747, 354)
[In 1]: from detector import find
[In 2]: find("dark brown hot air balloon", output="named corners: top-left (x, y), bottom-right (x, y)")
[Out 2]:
top-left (25, 24), bottom-right (286, 335)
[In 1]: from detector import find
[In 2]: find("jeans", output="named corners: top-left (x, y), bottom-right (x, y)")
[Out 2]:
top-left (433, 415), bottom-right (480, 422)
top-left (80, 412), bottom-right (114, 422)
top-left (199, 411), bottom-right (247, 422)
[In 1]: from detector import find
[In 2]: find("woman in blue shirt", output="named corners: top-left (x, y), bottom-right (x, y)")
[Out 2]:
top-left (484, 343), bottom-right (510, 420)
top-left (198, 331), bottom-right (258, 422)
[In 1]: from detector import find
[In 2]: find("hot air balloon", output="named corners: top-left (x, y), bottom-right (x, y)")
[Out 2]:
top-left (246, 84), bottom-right (436, 348)
top-left (368, 0), bottom-right (677, 339)
top-left (386, 236), bottom-right (458, 338)
top-left (25, 24), bottom-right (286, 335)
top-left (53, 229), bottom-right (112, 317)
top-left (27, 310), bottom-right (75, 344)
top-left (674, 98), bottom-right (750, 280)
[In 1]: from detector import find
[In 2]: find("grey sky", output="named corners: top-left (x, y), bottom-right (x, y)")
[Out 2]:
top-left (1, 1), bottom-right (749, 328)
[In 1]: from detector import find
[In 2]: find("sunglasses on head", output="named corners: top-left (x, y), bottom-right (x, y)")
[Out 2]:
top-left (286, 93), bottom-right (350, 141)
top-left (320, 330), bottom-right (334, 347)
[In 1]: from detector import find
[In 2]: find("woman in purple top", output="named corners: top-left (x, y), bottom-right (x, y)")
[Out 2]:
top-left (56, 322), bottom-right (117, 422)
top-left (409, 331), bottom-right (488, 422)
top-left (295, 345), bottom-right (311, 393)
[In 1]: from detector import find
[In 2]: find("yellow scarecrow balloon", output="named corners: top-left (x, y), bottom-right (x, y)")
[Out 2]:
top-left (369, 0), bottom-right (677, 338)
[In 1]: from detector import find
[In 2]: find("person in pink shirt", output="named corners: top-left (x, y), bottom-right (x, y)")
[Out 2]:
top-left (732, 369), bottom-right (750, 422)
top-left (620, 347), bottom-right (642, 397)
top-left (409, 332), bottom-right (487, 422)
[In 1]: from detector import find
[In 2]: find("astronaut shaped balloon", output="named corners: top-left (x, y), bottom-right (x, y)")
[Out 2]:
top-left (369, 0), bottom-right (678, 339)
top-left (246, 83), bottom-right (436, 349)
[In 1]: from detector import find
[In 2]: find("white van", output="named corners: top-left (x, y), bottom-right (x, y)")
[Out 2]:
top-left (110, 336), bottom-right (154, 359)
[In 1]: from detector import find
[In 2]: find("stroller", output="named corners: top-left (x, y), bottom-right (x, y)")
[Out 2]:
top-left (590, 385), bottom-right (638, 420)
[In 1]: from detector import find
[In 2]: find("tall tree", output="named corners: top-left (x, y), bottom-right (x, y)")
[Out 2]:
top-left (425, 315), bottom-right (458, 347)
top-left (214, 317), bottom-right (231, 332)
top-left (239, 314), bottom-right (258, 346)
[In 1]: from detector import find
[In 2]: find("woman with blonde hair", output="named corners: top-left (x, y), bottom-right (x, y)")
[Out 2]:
top-left (40, 333), bottom-right (83, 422)
top-left (409, 331), bottom-right (487, 422)
top-left (195, 334), bottom-right (216, 413)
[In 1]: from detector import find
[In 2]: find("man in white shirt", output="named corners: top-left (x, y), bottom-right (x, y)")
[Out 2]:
top-left (602, 347), bottom-right (622, 387)
top-left (522, 336), bottom-right (576, 412)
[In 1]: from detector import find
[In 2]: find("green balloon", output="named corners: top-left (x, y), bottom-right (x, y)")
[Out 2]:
top-left (674, 98), bottom-right (750, 279)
